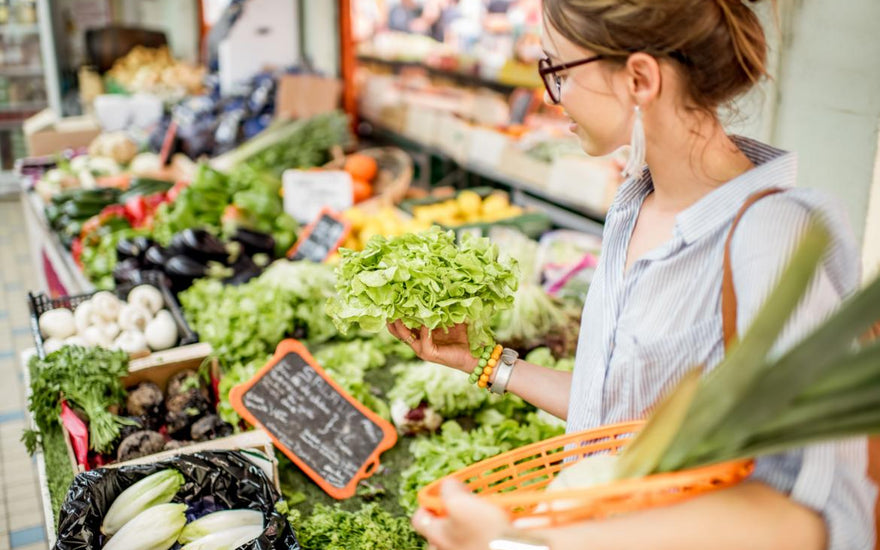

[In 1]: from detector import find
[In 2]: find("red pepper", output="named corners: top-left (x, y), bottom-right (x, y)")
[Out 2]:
top-left (71, 237), bottom-right (84, 268)
top-left (124, 195), bottom-right (147, 227)
top-left (80, 204), bottom-right (127, 239)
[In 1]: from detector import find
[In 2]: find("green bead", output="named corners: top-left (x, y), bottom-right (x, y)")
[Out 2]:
top-left (473, 366), bottom-right (484, 376)
top-left (468, 373), bottom-right (479, 384)
top-left (478, 358), bottom-right (487, 367)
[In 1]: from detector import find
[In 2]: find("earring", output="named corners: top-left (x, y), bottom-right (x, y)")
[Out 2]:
top-left (621, 105), bottom-right (646, 179)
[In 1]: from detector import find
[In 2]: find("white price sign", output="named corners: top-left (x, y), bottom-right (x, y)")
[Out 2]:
top-left (282, 169), bottom-right (353, 224)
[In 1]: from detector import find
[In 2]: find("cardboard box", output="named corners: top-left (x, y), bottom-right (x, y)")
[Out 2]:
top-left (61, 343), bottom-right (279, 489)
top-left (23, 109), bottom-right (101, 157)
top-left (276, 74), bottom-right (343, 120)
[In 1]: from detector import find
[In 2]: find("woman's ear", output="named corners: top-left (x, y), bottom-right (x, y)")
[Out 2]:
top-left (624, 52), bottom-right (662, 107)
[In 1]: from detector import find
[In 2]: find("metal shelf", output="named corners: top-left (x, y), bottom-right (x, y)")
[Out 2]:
top-left (0, 64), bottom-right (43, 77)
top-left (357, 55), bottom-right (540, 94)
top-left (0, 100), bottom-right (46, 113)
top-left (359, 120), bottom-right (607, 232)
top-left (0, 22), bottom-right (40, 35)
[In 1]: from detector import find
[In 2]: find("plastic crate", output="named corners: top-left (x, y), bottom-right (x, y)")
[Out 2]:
top-left (27, 270), bottom-right (198, 359)
top-left (400, 186), bottom-right (552, 239)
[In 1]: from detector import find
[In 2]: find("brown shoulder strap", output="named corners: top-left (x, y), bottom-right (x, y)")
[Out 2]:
top-left (722, 188), bottom-right (785, 351)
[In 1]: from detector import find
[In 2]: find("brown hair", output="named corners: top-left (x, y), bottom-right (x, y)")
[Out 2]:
top-left (542, 0), bottom-right (774, 112)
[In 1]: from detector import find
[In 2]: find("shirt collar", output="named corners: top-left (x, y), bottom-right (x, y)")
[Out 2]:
top-left (608, 136), bottom-right (797, 242)
top-left (676, 136), bottom-right (797, 245)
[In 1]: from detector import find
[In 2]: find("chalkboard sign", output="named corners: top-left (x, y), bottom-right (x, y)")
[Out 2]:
top-left (287, 208), bottom-right (351, 262)
top-left (228, 339), bottom-right (397, 499)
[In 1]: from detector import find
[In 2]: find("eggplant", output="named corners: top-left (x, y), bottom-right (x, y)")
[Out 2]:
top-left (223, 254), bottom-right (262, 286)
top-left (116, 236), bottom-right (156, 263)
top-left (113, 258), bottom-right (143, 285)
top-left (144, 245), bottom-right (172, 269)
top-left (165, 255), bottom-right (208, 292)
top-left (230, 228), bottom-right (276, 257)
top-left (169, 229), bottom-right (229, 263)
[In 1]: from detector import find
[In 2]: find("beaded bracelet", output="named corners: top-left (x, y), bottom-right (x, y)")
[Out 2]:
top-left (469, 343), bottom-right (503, 389)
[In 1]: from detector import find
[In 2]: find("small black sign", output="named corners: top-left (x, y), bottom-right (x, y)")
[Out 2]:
top-left (288, 209), bottom-right (350, 262)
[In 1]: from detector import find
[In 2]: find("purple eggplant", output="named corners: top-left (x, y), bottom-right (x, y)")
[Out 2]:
top-left (169, 229), bottom-right (229, 263)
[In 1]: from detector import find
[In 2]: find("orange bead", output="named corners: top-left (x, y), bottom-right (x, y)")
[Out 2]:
top-left (491, 350), bottom-right (502, 360)
top-left (478, 379), bottom-right (488, 388)
top-left (487, 358), bottom-right (497, 368)
top-left (479, 373), bottom-right (489, 382)
top-left (494, 344), bottom-right (503, 353)
top-left (484, 366), bottom-right (494, 376)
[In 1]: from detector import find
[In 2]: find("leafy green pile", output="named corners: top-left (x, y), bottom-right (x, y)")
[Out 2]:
top-left (399, 412), bottom-right (564, 512)
top-left (328, 228), bottom-right (519, 354)
top-left (24, 346), bottom-right (133, 454)
top-left (493, 283), bottom-right (580, 359)
top-left (388, 361), bottom-right (495, 418)
top-left (313, 339), bottom-right (392, 420)
top-left (179, 260), bottom-right (338, 365)
top-left (524, 347), bottom-right (575, 372)
top-left (216, 357), bottom-right (270, 425)
top-left (288, 503), bottom-right (424, 550)
top-left (213, 111), bottom-right (352, 178)
top-left (152, 164), bottom-right (298, 257)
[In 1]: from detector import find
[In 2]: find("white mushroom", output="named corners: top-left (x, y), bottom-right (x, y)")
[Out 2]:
top-left (114, 331), bottom-right (150, 355)
top-left (118, 303), bottom-right (152, 333)
top-left (64, 335), bottom-right (89, 347)
top-left (92, 291), bottom-right (122, 322)
top-left (83, 325), bottom-right (113, 348)
top-left (127, 285), bottom-right (164, 315)
top-left (39, 308), bottom-right (76, 340)
top-left (74, 300), bottom-right (99, 334)
top-left (99, 321), bottom-right (120, 341)
top-left (145, 310), bottom-right (178, 351)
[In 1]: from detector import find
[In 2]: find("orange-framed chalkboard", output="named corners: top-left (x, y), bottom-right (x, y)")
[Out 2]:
top-left (228, 339), bottom-right (397, 499)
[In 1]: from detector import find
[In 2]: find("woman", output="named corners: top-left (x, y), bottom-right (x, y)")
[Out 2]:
top-left (388, 0), bottom-right (876, 548)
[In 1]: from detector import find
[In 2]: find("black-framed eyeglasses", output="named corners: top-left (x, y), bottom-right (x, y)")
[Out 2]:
top-left (538, 55), bottom-right (604, 104)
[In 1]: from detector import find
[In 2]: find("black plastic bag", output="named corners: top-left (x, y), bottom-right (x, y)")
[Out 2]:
top-left (54, 450), bottom-right (299, 550)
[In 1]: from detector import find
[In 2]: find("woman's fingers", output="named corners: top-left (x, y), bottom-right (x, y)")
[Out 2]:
top-left (412, 510), bottom-right (452, 549)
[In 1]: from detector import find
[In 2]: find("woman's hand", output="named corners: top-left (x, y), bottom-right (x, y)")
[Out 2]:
top-left (412, 480), bottom-right (510, 550)
top-left (387, 320), bottom-right (478, 373)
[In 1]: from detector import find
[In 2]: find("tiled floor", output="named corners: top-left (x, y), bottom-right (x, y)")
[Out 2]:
top-left (0, 195), bottom-right (49, 550)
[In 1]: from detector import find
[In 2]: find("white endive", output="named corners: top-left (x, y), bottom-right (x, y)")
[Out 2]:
top-left (103, 503), bottom-right (187, 550)
top-left (179, 524), bottom-right (264, 550)
top-left (178, 509), bottom-right (263, 545)
top-left (101, 470), bottom-right (184, 535)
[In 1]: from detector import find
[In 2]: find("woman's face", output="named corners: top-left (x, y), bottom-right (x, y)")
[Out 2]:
top-left (540, 19), bottom-right (632, 157)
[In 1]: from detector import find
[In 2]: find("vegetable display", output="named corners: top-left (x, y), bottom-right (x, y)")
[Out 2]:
top-left (95, 469), bottom-right (264, 550)
top-left (327, 228), bottom-right (519, 354)
top-left (37, 286), bottom-right (182, 356)
top-left (179, 260), bottom-right (338, 365)
top-left (492, 282), bottom-right (580, 358)
top-left (24, 346), bottom-right (133, 454)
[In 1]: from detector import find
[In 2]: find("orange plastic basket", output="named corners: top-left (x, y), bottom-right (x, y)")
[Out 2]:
top-left (417, 421), bottom-right (754, 529)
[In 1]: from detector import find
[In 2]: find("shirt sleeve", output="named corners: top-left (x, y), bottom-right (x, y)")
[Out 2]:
top-left (730, 193), bottom-right (876, 550)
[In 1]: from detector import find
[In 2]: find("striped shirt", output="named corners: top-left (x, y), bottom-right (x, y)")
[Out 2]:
top-left (567, 136), bottom-right (876, 549)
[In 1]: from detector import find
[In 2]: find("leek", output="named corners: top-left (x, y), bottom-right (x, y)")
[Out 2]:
top-left (103, 503), bottom-right (187, 550)
top-left (101, 469), bottom-right (184, 536)
top-left (615, 218), bottom-right (880, 477)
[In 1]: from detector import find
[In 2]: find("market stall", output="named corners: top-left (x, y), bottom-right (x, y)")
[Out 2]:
top-left (7, 1), bottom-right (880, 549)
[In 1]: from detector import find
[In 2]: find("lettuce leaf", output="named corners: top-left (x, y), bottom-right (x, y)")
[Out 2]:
top-left (327, 228), bottom-right (519, 354)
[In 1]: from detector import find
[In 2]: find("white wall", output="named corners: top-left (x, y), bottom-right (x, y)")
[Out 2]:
top-left (302, 0), bottom-right (339, 77)
top-left (863, 126), bottom-right (880, 282)
top-left (769, 0), bottom-right (880, 244)
top-left (112, 0), bottom-right (200, 62)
